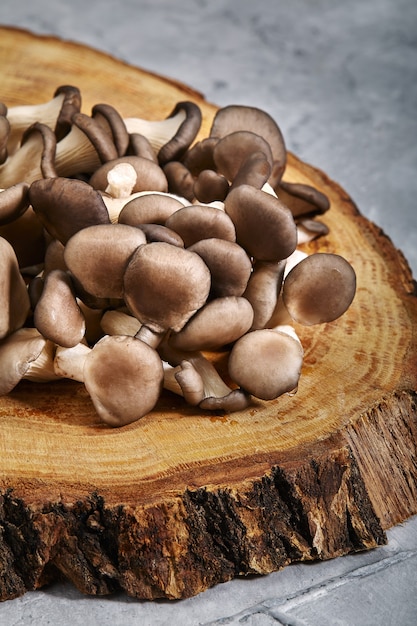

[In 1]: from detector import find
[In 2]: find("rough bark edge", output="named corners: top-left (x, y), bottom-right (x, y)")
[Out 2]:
top-left (1, 433), bottom-right (389, 602)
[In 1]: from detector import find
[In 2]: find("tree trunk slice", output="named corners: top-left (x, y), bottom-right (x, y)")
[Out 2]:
top-left (0, 27), bottom-right (416, 601)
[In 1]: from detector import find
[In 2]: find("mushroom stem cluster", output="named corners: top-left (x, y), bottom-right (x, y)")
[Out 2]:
top-left (0, 86), bottom-right (356, 427)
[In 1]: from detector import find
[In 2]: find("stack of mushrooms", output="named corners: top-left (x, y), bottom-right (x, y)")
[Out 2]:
top-left (0, 86), bottom-right (356, 427)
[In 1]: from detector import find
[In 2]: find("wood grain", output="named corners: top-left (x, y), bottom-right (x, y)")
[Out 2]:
top-left (0, 26), bottom-right (416, 601)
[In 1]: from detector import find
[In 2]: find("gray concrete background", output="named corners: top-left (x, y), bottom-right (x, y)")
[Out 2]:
top-left (1, 1), bottom-right (417, 624)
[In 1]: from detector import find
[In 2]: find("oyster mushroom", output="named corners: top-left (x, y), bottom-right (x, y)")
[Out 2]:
top-left (187, 237), bottom-right (252, 299)
top-left (29, 177), bottom-right (111, 245)
top-left (212, 130), bottom-right (273, 182)
top-left (228, 325), bottom-right (304, 401)
top-left (224, 184), bottom-right (297, 261)
top-left (117, 191), bottom-right (186, 226)
top-left (123, 241), bottom-right (211, 348)
top-left (123, 101), bottom-right (202, 164)
top-left (0, 236), bottom-right (31, 339)
top-left (168, 296), bottom-right (254, 352)
top-left (210, 104), bottom-right (286, 187)
top-left (89, 156), bottom-right (168, 196)
top-left (0, 122), bottom-right (57, 187)
top-left (0, 327), bottom-right (59, 395)
top-left (243, 259), bottom-right (286, 330)
top-left (0, 182), bottom-right (30, 225)
top-left (276, 181), bottom-right (330, 218)
top-left (282, 252), bottom-right (357, 325)
top-left (54, 335), bottom-right (164, 427)
top-left (165, 204), bottom-right (236, 247)
top-left (33, 269), bottom-right (86, 348)
top-left (63, 223), bottom-right (147, 300)
top-left (5, 85), bottom-right (81, 154)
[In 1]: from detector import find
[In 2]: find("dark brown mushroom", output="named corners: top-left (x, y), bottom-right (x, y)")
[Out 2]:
top-left (210, 105), bottom-right (286, 187)
top-left (157, 101), bottom-right (202, 166)
top-left (0, 182), bottom-right (30, 225)
top-left (165, 204), bottom-right (236, 247)
top-left (29, 177), bottom-right (111, 245)
top-left (224, 184), bottom-right (297, 261)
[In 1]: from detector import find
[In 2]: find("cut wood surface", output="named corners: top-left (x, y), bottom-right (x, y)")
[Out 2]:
top-left (0, 26), bottom-right (416, 601)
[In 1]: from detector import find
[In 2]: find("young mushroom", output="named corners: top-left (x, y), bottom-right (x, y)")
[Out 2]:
top-left (224, 184), bottom-right (297, 261)
top-left (33, 269), bottom-right (86, 348)
top-left (54, 335), bottom-right (164, 427)
top-left (0, 327), bottom-right (60, 395)
top-left (282, 253), bottom-right (357, 325)
top-left (168, 296), bottom-right (254, 352)
top-left (228, 325), bottom-right (304, 401)
top-left (123, 241), bottom-right (211, 348)
top-left (209, 104), bottom-right (286, 187)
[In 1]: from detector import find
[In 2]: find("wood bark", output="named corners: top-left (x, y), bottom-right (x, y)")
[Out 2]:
top-left (0, 26), bottom-right (416, 601)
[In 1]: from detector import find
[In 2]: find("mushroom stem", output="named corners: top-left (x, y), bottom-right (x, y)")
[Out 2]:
top-left (54, 342), bottom-right (91, 382)
top-left (159, 341), bottom-right (251, 412)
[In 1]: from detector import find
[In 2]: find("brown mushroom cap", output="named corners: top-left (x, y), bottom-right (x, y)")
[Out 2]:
top-left (188, 237), bottom-right (252, 298)
top-left (282, 253), bottom-right (357, 325)
top-left (165, 204), bottom-right (236, 247)
top-left (118, 192), bottom-right (186, 226)
top-left (0, 182), bottom-right (30, 225)
top-left (89, 156), bottom-right (168, 195)
top-left (0, 327), bottom-right (49, 395)
top-left (182, 137), bottom-right (219, 176)
top-left (228, 328), bottom-right (304, 400)
top-left (193, 169), bottom-right (229, 204)
top-left (210, 105), bottom-right (286, 185)
top-left (230, 151), bottom-right (272, 191)
top-left (64, 223), bottom-right (146, 299)
top-left (123, 242), bottom-right (211, 335)
top-left (34, 269), bottom-right (86, 348)
top-left (83, 334), bottom-right (164, 427)
top-left (163, 161), bottom-right (195, 202)
top-left (29, 177), bottom-right (111, 245)
top-left (136, 223), bottom-right (184, 247)
top-left (224, 184), bottom-right (297, 261)
top-left (243, 259), bottom-right (286, 330)
top-left (212, 130), bottom-right (273, 182)
top-left (277, 181), bottom-right (330, 218)
top-left (168, 296), bottom-right (254, 351)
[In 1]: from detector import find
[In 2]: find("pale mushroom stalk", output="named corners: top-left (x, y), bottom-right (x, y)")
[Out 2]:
top-left (0, 327), bottom-right (61, 395)
top-left (159, 341), bottom-right (251, 412)
top-left (104, 162), bottom-right (138, 198)
top-left (5, 87), bottom-right (77, 155)
top-left (124, 109), bottom-right (188, 153)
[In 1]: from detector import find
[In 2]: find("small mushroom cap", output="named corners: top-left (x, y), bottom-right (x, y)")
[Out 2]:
top-left (188, 238), bottom-right (252, 298)
top-left (243, 259), bottom-right (286, 330)
top-left (168, 296), bottom-right (254, 351)
top-left (282, 253), bottom-right (356, 325)
top-left (123, 242), bottom-right (211, 334)
top-left (224, 184), bottom-right (297, 261)
top-left (193, 169), bottom-right (229, 204)
top-left (0, 327), bottom-right (47, 395)
top-left (165, 204), bottom-right (236, 247)
top-left (89, 156), bottom-right (168, 195)
top-left (118, 192), bottom-right (186, 226)
top-left (29, 177), bottom-right (111, 245)
top-left (34, 269), bottom-right (86, 348)
top-left (136, 223), bottom-right (184, 247)
top-left (213, 130), bottom-right (273, 182)
top-left (277, 181), bottom-right (330, 218)
top-left (163, 161), bottom-right (195, 202)
top-left (210, 104), bottom-right (286, 184)
top-left (83, 334), bottom-right (164, 427)
top-left (228, 328), bottom-right (304, 400)
top-left (64, 223), bottom-right (146, 299)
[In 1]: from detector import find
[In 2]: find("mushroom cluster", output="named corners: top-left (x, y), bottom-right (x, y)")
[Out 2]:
top-left (0, 86), bottom-right (356, 427)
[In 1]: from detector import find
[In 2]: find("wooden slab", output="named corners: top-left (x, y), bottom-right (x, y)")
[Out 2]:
top-left (0, 26), bottom-right (416, 601)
